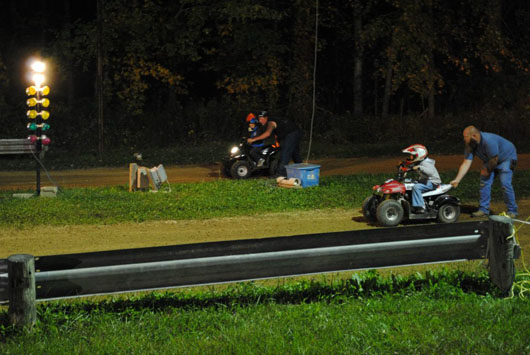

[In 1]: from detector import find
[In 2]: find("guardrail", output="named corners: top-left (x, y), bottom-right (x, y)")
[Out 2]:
top-left (1, 217), bottom-right (520, 328)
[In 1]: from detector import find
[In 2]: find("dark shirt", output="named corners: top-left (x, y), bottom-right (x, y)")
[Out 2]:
top-left (270, 118), bottom-right (300, 140)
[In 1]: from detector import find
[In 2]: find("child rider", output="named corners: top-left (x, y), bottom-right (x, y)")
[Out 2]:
top-left (402, 144), bottom-right (441, 214)
top-left (246, 113), bottom-right (266, 167)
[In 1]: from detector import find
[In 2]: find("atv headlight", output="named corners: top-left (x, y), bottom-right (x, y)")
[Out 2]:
top-left (230, 146), bottom-right (240, 155)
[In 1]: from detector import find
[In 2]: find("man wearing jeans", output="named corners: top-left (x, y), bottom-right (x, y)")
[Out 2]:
top-left (247, 111), bottom-right (303, 177)
top-left (450, 125), bottom-right (518, 218)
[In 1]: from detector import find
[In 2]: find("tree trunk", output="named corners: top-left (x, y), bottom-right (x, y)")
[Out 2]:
top-left (96, 0), bottom-right (104, 157)
top-left (353, 11), bottom-right (363, 117)
top-left (63, 0), bottom-right (75, 114)
top-left (428, 85), bottom-right (435, 119)
top-left (373, 60), bottom-right (379, 117)
top-left (382, 62), bottom-right (393, 118)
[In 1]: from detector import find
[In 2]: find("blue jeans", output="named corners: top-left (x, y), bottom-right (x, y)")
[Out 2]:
top-left (479, 159), bottom-right (518, 215)
top-left (412, 181), bottom-right (434, 208)
top-left (277, 130), bottom-right (303, 176)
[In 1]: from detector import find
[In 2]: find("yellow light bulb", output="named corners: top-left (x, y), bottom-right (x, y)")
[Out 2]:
top-left (26, 98), bottom-right (37, 107)
top-left (26, 86), bottom-right (37, 96)
top-left (41, 86), bottom-right (50, 96)
top-left (41, 98), bottom-right (50, 107)
top-left (27, 110), bottom-right (38, 119)
top-left (41, 111), bottom-right (50, 120)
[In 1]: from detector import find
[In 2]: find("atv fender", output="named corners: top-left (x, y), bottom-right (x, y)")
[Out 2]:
top-left (434, 194), bottom-right (460, 209)
top-left (400, 199), bottom-right (412, 218)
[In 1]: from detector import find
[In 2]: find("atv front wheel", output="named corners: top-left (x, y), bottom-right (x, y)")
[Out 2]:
top-left (362, 195), bottom-right (379, 222)
top-left (230, 161), bottom-right (252, 179)
top-left (437, 204), bottom-right (460, 223)
top-left (376, 199), bottom-right (404, 227)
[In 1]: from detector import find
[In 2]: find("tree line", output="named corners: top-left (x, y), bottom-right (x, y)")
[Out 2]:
top-left (0, 0), bottom-right (528, 152)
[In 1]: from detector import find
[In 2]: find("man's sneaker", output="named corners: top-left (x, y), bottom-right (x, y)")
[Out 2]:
top-left (471, 210), bottom-right (489, 218)
top-left (507, 212), bottom-right (518, 219)
top-left (256, 158), bottom-right (265, 167)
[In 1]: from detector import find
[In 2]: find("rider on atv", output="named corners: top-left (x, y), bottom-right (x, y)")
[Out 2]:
top-left (402, 144), bottom-right (441, 214)
top-left (246, 113), bottom-right (268, 167)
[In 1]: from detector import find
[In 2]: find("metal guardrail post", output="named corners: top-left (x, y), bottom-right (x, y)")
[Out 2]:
top-left (8, 254), bottom-right (36, 328)
top-left (487, 216), bottom-right (521, 294)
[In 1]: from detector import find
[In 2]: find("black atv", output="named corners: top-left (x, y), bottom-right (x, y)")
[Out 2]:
top-left (223, 138), bottom-right (280, 179)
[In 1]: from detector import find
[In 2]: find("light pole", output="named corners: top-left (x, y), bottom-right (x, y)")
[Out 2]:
top-left (26, 60), bottom-right (51, 196)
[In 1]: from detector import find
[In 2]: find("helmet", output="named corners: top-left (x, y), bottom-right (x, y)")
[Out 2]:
top-left (246, 113), bottom-right (256, 122)
top-left (258, 110), bottom-right (268, 118)
top-left (402, 144), bottom-right (428, 164)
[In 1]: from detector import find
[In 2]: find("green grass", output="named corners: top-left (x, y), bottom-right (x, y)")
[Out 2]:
top-left (1, 270), bottom-right (529, 354)
top-left (1, 170), bottom-right (530, 228)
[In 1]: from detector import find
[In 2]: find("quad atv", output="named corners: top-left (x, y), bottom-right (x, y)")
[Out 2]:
top-left (223, 138), bottom-right (280, 179)
top-left (362, 162), bottom-right (460, 227)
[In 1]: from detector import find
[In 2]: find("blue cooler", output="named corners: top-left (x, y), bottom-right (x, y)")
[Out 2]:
top-left (285, 163), bottom-right (321, 188)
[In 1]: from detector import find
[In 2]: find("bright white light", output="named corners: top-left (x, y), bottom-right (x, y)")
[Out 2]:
top-left (32, 73), bottom-right (45, 87)
top-left (230, 146), bottom-right (240, 154)
top-left (31, 61), bottom-right (46, 73)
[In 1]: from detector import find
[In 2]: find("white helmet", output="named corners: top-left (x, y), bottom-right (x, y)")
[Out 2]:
top-left (402, 144), bottom-right (428, 164)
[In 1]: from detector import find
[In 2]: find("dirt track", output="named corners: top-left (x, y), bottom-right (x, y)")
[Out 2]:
top-left (1, 155), bottom-right (529, 258)
top-left (2, 154), bottom-right (529, 190)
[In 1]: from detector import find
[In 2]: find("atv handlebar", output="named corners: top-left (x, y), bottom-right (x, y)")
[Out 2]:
top-left (396, 161), bottom-right (413, 180)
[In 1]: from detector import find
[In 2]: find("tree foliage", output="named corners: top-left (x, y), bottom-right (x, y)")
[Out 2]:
top-left (0, 0), bottom-right (528, 149)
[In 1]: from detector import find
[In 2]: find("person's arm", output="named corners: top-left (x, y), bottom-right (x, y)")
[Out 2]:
top-left (247, 122), bottom-right (275, 143)
top-left (414, 164), bottom-right (436, 177)
top-left (450, 159), bottom-right (473, 188)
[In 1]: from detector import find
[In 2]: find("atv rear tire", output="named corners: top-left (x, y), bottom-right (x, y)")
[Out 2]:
top-left (230, 161), bottom-right (252, 179)
top-left (437, 204), bottom-right (460, 223)
top-left (268, 157), bottom-right (279, 176)
top-left (376, 199), bottom-right (404, 227)
top-left (362, 196), bottom-right (378, 222)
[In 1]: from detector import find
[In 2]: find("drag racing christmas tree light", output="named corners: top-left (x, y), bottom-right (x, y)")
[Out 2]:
top-left (25, 59), bottom-right (51, 196)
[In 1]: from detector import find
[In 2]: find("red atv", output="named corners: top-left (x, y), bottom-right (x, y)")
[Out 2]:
top-left (362, 162), bottom-right (460, 227)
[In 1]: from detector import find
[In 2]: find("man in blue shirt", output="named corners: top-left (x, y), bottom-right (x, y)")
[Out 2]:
top-left (450, 125), bottom-right (518, 218)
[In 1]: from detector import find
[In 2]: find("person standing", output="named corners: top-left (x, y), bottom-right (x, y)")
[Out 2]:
top-left (450, 125), bottom-right (518, 218)
top-left (247, 111), bottom-right (303, 177)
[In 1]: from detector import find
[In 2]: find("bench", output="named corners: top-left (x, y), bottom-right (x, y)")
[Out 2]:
top-left (0, 139), bottom-right (47, 156)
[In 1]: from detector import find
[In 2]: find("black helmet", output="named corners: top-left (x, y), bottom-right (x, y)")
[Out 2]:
top-left (258, 110), bottom-right (268, 118)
